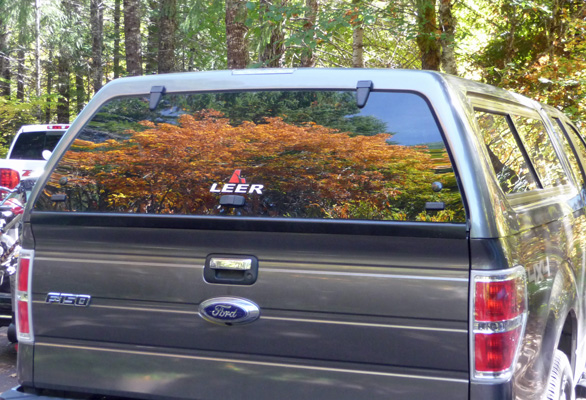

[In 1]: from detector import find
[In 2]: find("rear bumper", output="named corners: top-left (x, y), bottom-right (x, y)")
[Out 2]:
top-left (0, 387), bottom-right (69, 400)
top-left (25, 339), bottom-right (470, 400)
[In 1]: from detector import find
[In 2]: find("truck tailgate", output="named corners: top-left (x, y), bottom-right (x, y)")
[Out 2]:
top-left (29, 216), bottom-right (469, 400)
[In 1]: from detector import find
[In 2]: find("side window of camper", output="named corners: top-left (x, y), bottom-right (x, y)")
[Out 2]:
top-left (550, 117), bottom-right (585, 187)
top-left (475, 110), bottom-right (539, 194)
top-left (511, 115), bottom-right (568, 188)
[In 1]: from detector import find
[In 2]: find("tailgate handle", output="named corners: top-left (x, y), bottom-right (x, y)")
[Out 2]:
top-left (204, 255), bottom-right (258, 285)
top-left (210, 258), bottom-right (251, 270)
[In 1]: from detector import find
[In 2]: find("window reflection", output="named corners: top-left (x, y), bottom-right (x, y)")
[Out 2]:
top-left (475, 111), bottom-right (538, 194)
top-left (512, 115), bottom-right (568, 188)
top-left (36, 91), bottom-right (465, 223)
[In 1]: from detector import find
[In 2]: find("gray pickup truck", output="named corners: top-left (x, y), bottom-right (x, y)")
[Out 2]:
top-left (3, 69), bottom-right (586, 400)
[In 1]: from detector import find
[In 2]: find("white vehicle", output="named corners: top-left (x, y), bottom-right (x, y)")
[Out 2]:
top-left (0, 124), bottom-right (69, 190)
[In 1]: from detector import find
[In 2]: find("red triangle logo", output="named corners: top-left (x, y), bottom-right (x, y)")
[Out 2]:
top-left (229, 170), bottom-right (246, 184)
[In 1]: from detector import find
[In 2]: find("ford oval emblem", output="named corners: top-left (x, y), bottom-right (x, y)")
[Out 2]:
top-left (199, 297), bottom-right (260, 326)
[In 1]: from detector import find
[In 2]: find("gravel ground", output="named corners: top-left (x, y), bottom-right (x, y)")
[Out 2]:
top-left (0, 326), bottom-right (17, 393)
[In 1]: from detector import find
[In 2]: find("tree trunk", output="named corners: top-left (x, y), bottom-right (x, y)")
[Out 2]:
top-left (90, 0), bottom-right (104, 92)
top-left (124, 0), bottom-right (143, 76)
top-left (260, 0), bottom-right (286, 68)
top-left (300, 0), bottom-right (318, 67)
top-left (45, 55), bottom-right (53, 123)
top-left (351, 0), bottom-right (364, 68)
top-left (113, 0), bottom-right (122, 78)
top-left (225, 0), bottom-right (249, 69)
top-left (145, 0), bottom-right (159, 74)
top-left (35, 0), bottom-right (41, 97)
top-left (1, 57), bottom-right (10, 98)
top-left (414, 0), bottom-right (440, 71)
top-left (75, 68), bottom-right (85, 113)
top-left (438, 0), bottom-right (457, 75)
top-left (16, 47), bottom-right (24, 101)
top-left (0, 13), bottom-right (10, 97)
top-left (158, 0), bottom-right (177, 73)
top-left (56, 54), bottom-right (70, 123)
top-left (502, 2), bottom-right (516, 66)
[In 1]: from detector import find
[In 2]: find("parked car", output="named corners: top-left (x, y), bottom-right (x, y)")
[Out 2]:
top-left (3, 69), bottom-right (586, 400)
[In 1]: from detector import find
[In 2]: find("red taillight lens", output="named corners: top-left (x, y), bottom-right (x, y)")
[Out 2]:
top-left (472, 266), bottom-right (527, 380)
top-left (474, 327), bottom-right (522, 372)
top-left (16, 250), bottom-right (34, 342)
top-left (17, 257), bottom-right (30, 292)
top-left (0, 168), bottom-right (20, 189)
top-left (17, 301), bottom-right (30, 335)
top-left (475, 279), bottom-right (525, 321)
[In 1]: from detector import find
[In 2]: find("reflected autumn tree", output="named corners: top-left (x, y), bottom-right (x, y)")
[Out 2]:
top-left (41, 110), bottom-right (464, 222)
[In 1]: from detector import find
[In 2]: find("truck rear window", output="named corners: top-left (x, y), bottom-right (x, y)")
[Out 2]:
top-left (10, 131), bottom-right (64, 160)
top-left (35, 90), bottom-right (465, 223)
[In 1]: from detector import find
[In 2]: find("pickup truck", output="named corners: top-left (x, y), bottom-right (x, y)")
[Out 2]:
top-left (4, 69), bottom-right (586, 400)
top-left (0, 124), bottom-right (70, 188)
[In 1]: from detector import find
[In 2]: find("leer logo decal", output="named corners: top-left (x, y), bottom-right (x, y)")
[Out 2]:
top-left (210, 169), bottom-right (264, 195)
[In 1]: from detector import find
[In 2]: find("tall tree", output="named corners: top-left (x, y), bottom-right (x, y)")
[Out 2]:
top-left (300, 0), bottom-right (318, 67)
top-left (44, 54), bottom-right (53, 123)
top-left (56, 53), bottom-right (70, 123)
top-left (16, 46), bottom-right (25, 101)
top-left (124, 0), bottom-right (143, 76)
top-left (158, 0), bottom-right (177, 73)
top-left (0, 8), bottom-right (10, 97)
top-left (225, 0), bottom-right (249, 69)
top-left (351, 0), bottom-right (365, 68)
top-left (259, 0), bottom-right (286, 67)
top-left (438, 0), bottom-right (457, 75)
top-left (113, 0), bottom-right (122, 78)
top-left (34, 0), bottom-right (41, 97)
top-left (56, 0), bottom-right (74, 123)
top-left (414, 0), bottom-right (440, 70)
top-left (74, 67), bottom-right (85, 113)
top-left (90, 0), bottom-right (104, 92)
top-left (145, 0), bottom-right (158, 74)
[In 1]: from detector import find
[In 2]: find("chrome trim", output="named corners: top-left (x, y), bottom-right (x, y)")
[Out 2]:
top-left (469, 265), bottom-right (528, 383)
top-left (35, 342), bottom-right (468, 384)
top-left (35, 302), bottom-right (466, 333)
top-left (473, 315), bottom-right (524, 334)
top-left (34, 257), bottom-right (202, 269)
top-left (209, 257), bottom-right (252, 270)
top-left (16, 248), bottom-right (35, 343)
top-left (34, 257), bottom-right (467, 281)
top-left (262, 268), bottom-right (468, 282)
top-left (261, 316), bottom-right (467, 333)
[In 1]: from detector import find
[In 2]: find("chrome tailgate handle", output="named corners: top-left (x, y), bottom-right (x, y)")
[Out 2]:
top-left (210, 258), bottom-right (252, 271)
top-left (204, 255), bottom-right (258, 285)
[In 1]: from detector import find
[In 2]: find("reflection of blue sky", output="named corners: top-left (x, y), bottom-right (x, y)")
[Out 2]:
top-left (353, 92), bottom-right (441, 146)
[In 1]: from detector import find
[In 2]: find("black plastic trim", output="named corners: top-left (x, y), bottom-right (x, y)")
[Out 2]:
top-left (30, 212), bottom-right (468, 239)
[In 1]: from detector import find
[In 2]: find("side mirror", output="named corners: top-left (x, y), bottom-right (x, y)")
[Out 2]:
top-left (42, 150), bottom-right (52, 160)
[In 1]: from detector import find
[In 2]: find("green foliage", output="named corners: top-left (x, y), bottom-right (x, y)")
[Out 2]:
top-left (0, 95), bottom-right (59, 156)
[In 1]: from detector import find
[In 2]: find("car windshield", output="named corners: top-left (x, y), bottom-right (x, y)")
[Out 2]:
top-left (10, 131), bottom-right (64, 160)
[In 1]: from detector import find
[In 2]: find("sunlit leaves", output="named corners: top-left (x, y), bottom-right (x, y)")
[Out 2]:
top-left (53, 109), bottom-right (464, 222)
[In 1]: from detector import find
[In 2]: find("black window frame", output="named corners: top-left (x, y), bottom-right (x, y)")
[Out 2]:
top-left (31, 88), bottom-right (469, 231)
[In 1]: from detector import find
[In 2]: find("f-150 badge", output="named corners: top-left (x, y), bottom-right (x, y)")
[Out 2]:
top-left (45, 292), bottom-right (91, 307)
top-left (199, 297), bottom-right (260, 326)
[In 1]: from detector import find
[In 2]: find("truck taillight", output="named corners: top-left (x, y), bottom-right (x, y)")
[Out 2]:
top-left (471, 266), bottom-right (527, 381)
top-left (0, 168), bottom-right (20, 189)
top-left (16, 250), bottom-right (34, 342)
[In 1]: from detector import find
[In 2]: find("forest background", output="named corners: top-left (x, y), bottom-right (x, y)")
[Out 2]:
top-left (0, 0), bottom-right (584, 152)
